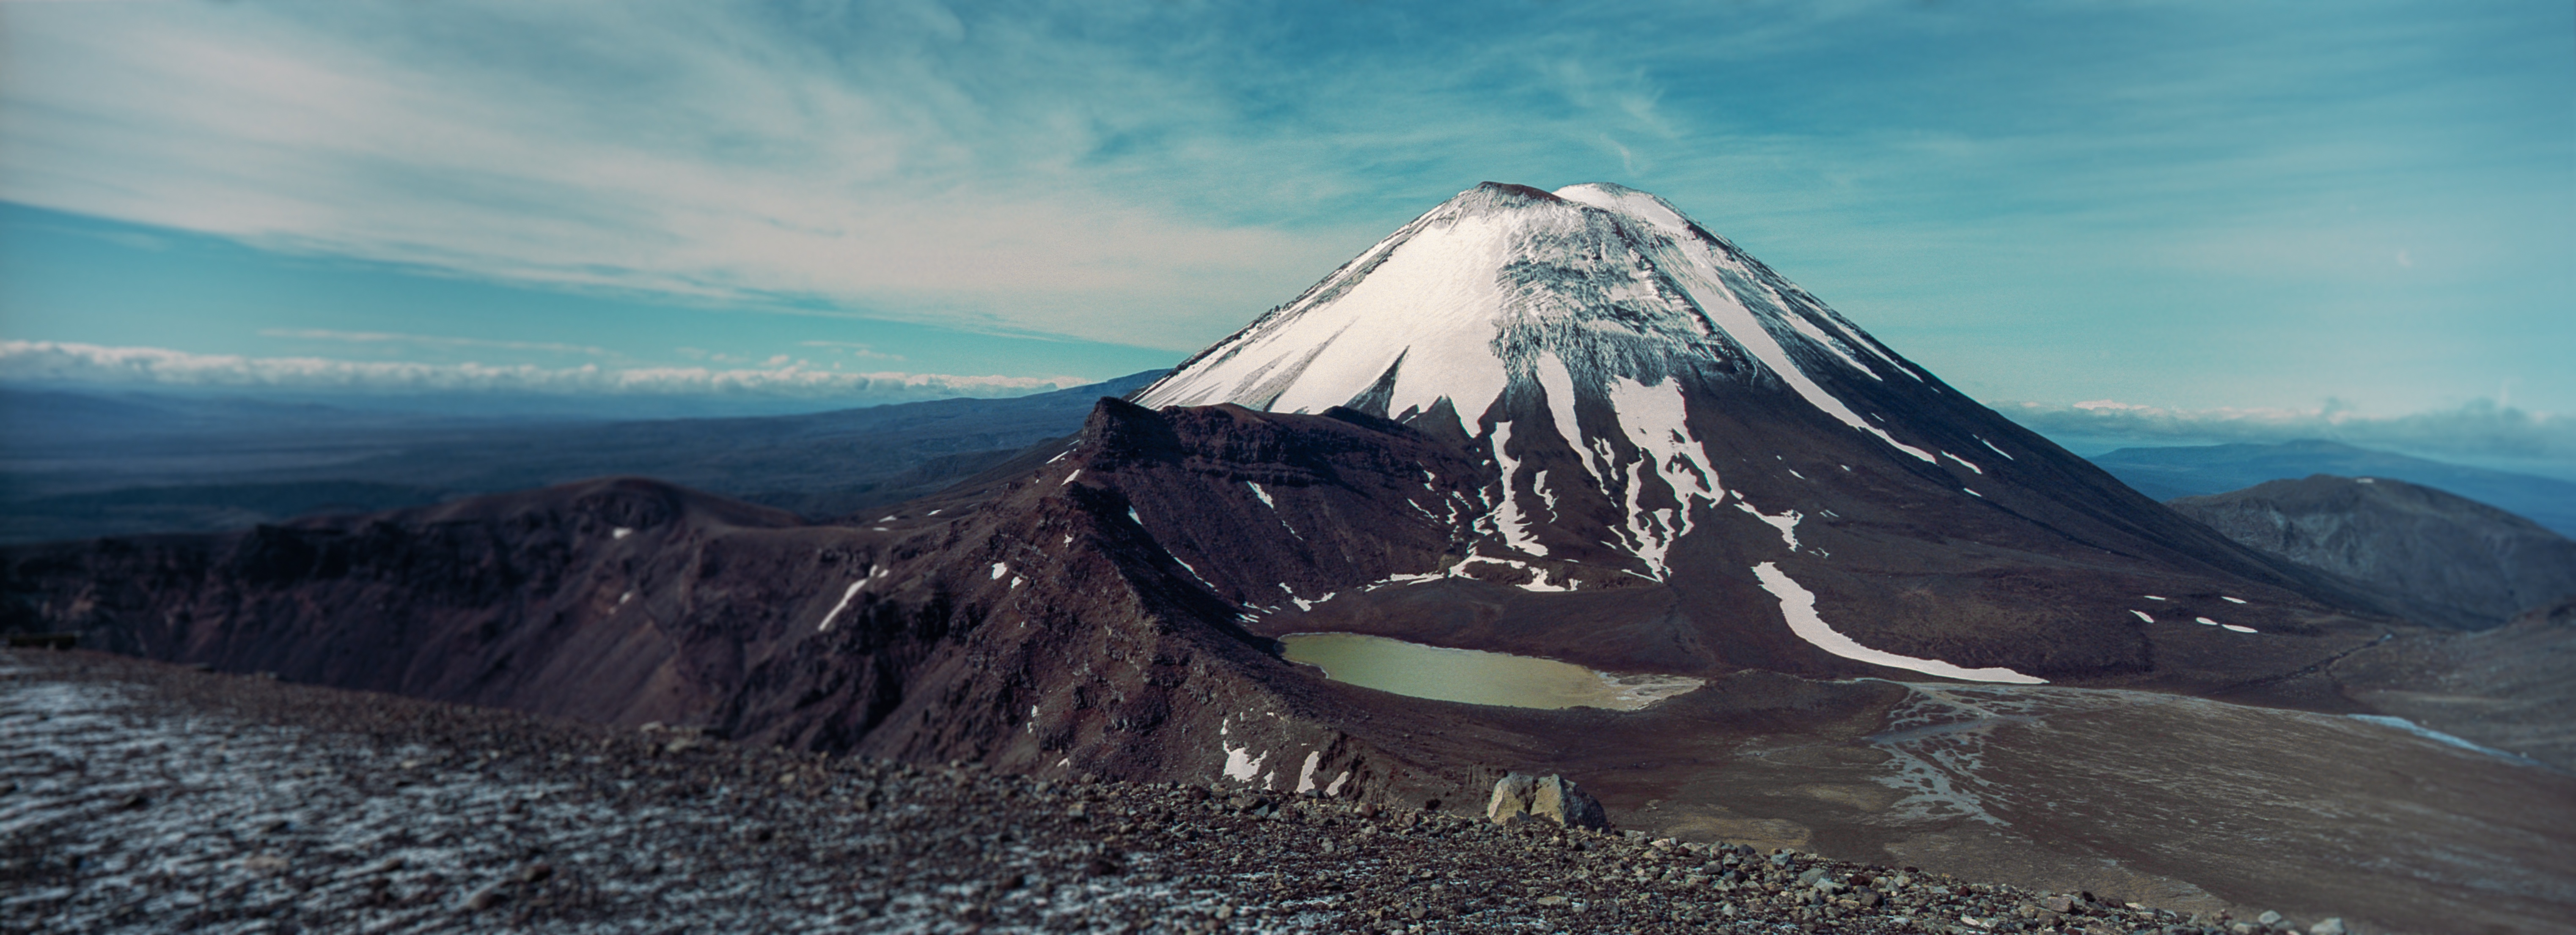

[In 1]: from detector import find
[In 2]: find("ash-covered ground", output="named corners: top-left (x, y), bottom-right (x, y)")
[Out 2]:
top-left (3, 650), bottom-right (2345, 935)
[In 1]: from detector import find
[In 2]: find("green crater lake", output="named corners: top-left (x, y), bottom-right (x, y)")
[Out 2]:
top-left (1278, 632), bottom-right (1702, 711)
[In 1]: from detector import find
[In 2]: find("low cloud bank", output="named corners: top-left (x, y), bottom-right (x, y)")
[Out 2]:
top-left (1999, 398), bottom-right (2576, 463)
top-left (0, 340), bottom-right (1083, 404)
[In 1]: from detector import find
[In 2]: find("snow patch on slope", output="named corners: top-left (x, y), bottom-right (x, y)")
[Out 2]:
top-left (1603, 375), bottom-right (1721, 579)
top-left (1735, 499), bottom-right (1801, 551)
top-left (816, 580), bottom-right (866, 633)
top-left (1532, 352), bottom-right (1597, 483)
top-left (1778, 310), bottom-right (1880, 380)
top-left (1221, 744), bottom-right (1266, 783)
top-left (2347, 715), bottom-right (2547, 768)
top-left (1487, 422), bottom-right (1549, 557)
top-left (1751, 562), bottom-right (2045, 684)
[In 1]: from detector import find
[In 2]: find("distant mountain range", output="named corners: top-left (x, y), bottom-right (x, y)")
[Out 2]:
top-left (2091, 439), bottom-right (2576, 537)
top-left (13, 383), bottom-right (2569, 548)
top-left (0, 371), bottom-right (1162, 543)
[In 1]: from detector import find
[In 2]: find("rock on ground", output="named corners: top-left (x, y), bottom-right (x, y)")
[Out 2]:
top-left (1486, 773), bottom-right (1607, 830)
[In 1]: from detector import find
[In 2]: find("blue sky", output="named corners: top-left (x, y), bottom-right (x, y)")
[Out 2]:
top-left (1, 1), bottom-right (2569, 447)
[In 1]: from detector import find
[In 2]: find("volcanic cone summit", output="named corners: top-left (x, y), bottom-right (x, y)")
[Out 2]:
top-left (1136, 181), bottom-right (1932, 448)
top-left (1135, 182), bottom-right (1977, 581)
top-left (1133, 182), bottom-right (2392, 688)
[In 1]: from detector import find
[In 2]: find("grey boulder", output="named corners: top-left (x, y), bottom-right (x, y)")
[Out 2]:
top-left (1485, 773), bottom-right (1608, 829)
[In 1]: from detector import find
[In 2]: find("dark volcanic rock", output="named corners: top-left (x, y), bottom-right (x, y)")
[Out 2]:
top-left (0, 411), bottom-right (1497, 808)
top-left (2169, 474), bottom-right (2576, 629)
top-left (2333, 593), bottom-right (2576, 770)
top-left (8, 650), bottom-right (2439, 935)
top-left (1, 478), bottom-right (807, 727)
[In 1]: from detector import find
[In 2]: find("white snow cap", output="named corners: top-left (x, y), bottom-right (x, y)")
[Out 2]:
top-left (1133, 183), bottom-right (1919, 444)
top-left (1129, 182), bottom-right (1945, 578)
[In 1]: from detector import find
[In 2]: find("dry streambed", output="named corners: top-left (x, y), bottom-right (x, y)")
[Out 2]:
top-left (4, 650), bottom-right (2343, 935)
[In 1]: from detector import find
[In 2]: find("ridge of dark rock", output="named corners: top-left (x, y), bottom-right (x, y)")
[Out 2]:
top-left (2169, 473), bottom-right (2576, 629)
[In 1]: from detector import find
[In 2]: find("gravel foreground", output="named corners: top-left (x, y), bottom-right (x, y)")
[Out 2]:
top-left (3, 650), bottom-right (2350, 935)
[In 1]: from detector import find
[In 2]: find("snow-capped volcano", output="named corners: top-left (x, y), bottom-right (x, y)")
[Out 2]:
top-left (1133, 182), bottom-right (1962, 582)
top-left (1128, 181), bottom-right (2395, 687)
top-left (1137, 182), bottom-right (1929, 452)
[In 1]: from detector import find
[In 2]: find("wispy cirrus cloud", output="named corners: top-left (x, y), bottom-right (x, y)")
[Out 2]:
top-left (0, 2), bottom-right (1994, 350)
top-left (0, 340), bottom-right (1079, 403)
top-left (0, 1), bottom-right (1357, 348)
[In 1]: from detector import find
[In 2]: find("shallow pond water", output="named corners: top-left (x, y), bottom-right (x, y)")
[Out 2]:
top-left (1277, 632), bottom-right (1701, 710)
